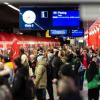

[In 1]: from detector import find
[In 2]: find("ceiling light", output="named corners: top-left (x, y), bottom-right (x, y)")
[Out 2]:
top-left (4, 2), bottom-right (19, 12)
top-left (4, 2), bottom-right (9, 5)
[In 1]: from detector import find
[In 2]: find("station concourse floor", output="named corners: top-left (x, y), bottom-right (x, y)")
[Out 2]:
top-left (34, 84), bottom-right (100, 100)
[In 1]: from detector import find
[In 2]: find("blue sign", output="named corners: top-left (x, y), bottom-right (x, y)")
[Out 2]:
top-left (52, 10), bottom-right (80, 27)
top-left (71, 29), bottom-right (84, 37)
top-left (49, 30), bottom-right (68, 36)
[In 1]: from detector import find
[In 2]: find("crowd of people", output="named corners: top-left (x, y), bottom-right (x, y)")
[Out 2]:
top-left (0, 44), bottom-right (100, 100)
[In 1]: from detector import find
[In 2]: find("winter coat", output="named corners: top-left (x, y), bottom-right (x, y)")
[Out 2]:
top-left (34, 59), bottom-right (47, 89)
top-left (52, 56), bottom-right (62, 79)
top-left (84, 71), bottom-right (99, 89)
top-left (84, 61), bottom-right (100, 89)
top-left (12, 66), bottom-right (29, 100)
top-left (47, 55), bottom-right (54, 81)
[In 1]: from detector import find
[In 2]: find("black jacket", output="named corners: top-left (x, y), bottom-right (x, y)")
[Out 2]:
top-left (12, 66), bottom-right (29, 100)
top-left (52, 56), bottom-right (62, 79)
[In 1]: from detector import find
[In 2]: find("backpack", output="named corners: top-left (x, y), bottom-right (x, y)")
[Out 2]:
top-left (71, 57), bottom-right (81, 74)
top-left (25, 77), bottom-right (35, 100)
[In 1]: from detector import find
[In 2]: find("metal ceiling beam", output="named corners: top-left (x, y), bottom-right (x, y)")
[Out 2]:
top-left (0, 0), bottom-right (100, 3)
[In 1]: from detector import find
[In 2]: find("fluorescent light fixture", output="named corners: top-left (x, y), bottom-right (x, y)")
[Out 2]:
top-left (4, 2), bottom-right (9, 5)
top-left (8, 4), bottom-right (20, 12)
top-left (4, 2), bottom-right (19, 12)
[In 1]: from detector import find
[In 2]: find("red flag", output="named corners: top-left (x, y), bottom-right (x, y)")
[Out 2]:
top-left (10, 39), bottom-right (20, 61)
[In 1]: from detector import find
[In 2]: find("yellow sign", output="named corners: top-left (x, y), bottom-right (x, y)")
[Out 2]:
top-left (45, 30), bottom-right (51, 38)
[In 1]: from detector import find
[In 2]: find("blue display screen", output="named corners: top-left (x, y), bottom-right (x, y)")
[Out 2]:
top-left (49, 30), bottom-right (68, 36)
top-left (52, 11), bottom-right (80, 27)
top-left (19, 7), bottom-right (80, 30)
top-left (71, 29), bottom-right (84, 37)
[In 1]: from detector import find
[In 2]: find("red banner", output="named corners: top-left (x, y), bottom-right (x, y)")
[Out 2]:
top-left (10, 39), bottom-right (20, 61)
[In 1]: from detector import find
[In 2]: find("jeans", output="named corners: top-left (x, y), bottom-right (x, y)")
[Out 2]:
top-left (79, 70), bottom-right (85, 90)
top-left (36, 88), bottom-right (46, 100)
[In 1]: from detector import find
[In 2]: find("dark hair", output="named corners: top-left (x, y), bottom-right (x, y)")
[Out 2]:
top-left (67, 53), bottom-right (73, 62)
top-left (86, 61), bottom-right (98, 82)
top-left (55, 51), bottom-right (59, 57)
top-left (59, 64), bottom-right (75, 79)
top-left (37, 47), bottom-right (43, 52)
top-left (3, 56), bottom-right (10, 62)
top-left (20, 48), bottom-right (25, 54)
top-left (48, 48), bottom-right (53, 53)
top-left (14, 57), bottom-right (21, 68)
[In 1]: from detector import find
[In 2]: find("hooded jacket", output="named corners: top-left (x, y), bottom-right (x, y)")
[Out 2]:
top-left (34, 58), bottom-right (47, 89)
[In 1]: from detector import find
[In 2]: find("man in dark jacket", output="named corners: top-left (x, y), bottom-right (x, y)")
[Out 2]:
top-left (47, 50), bottom-right (54, 100)
top-left (52, 50), bottom-right (63, 81)
top-left (12, 57), bottom-right (32, 100)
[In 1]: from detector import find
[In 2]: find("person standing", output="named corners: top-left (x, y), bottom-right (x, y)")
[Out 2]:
top-left (19, 48), bottom-right (29, 67)
top-left (34, 56), bottom-right (47, 100)
top-left (47, 49), bottom-right (54, 100)
top-left (84, 56), bottom-right (99, 100)
top-left (12, 57), bottom-right (30, 100)
top-left (79, 49), bottom-right (90, 90)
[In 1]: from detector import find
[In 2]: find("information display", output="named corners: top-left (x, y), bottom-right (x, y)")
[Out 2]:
top-left (52, 11), bottom-right (80, 27)
top-left (19, 7), bottom-right (80, 30)
top-left (71, 29), bottom-right (84, 37)
top-left (49, 30), bottom-right (68, 36)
